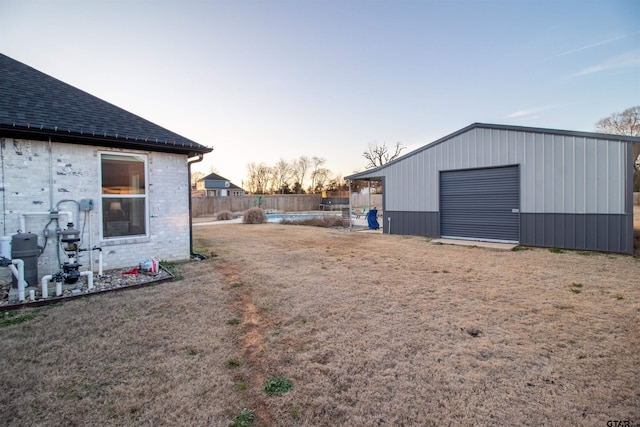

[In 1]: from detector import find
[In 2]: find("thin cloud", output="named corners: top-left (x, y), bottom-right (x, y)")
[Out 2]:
top-left (554, 32), bottom-right (639, 58)
top-left (505, 105), bottom-right (562, 120)
top-left (571, 51), bottom-right (640, 77)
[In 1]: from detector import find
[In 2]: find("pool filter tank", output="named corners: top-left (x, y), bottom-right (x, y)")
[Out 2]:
top-left (11, 233), bottom-right (39, 288)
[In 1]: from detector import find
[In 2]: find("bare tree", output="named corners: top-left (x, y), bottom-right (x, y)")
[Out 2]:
top-left (245, 162), bottom-right (271, 194)
top-left (595, 106), bottom-right (640, 190)
top-left (311, 167), bottom-right (331, 193)
top-left (363, 141), bottom-right (406, 169)
top-left (326, 174), bottom-right (348, 192)
top-left (272, 158), bottom-right (292, 194)
top-left (595, 106), bottom-right (640, 136)
top-left (291, 156), bottom-right (311, 193)
top-left (308, 156), bottom-right (327, 193)
top-left (191, 171), bottom-right (205, 189)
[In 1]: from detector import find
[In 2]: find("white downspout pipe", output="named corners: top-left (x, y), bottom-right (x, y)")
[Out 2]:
top-left (8, 259), bottom-right (27, 302)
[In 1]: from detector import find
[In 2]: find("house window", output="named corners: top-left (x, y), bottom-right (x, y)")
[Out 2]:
top-left (101, 153), bottom-right (148, 238)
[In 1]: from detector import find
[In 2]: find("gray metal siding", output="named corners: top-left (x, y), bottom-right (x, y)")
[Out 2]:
top-left (520, 213), bottom-right (633, 254)
top-left (381, 127), bottom-right (628, 215)
top-left (348, 124), bottom-right (636, 254)
top-left (384, 211), bottom-right (439, 237)
top-left (440, 166), bottom-right (520, 242)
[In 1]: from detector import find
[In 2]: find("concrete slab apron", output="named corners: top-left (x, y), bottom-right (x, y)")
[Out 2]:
top-left (431, 238), bottom-right (517, 251)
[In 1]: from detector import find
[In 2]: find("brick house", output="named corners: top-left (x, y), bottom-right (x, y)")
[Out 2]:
top-left (0, 53), bottom-right (212, 287)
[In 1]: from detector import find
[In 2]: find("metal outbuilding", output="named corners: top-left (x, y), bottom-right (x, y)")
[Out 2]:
top-left (346, 123), bottom-right (640, 254)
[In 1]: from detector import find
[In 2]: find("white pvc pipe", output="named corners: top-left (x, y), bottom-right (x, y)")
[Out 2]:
top-left (80, 270), bottom-right (94, 290)
top-left (8, 259), bottom-right (27, 302)
top-left (19, 210), bottom-right (73, 232)
top-left (41, 274), bottom-right (53, 299)
top-left (98, 251), bottom-right (103, 277)
top-left (40, 271), bottom-right (94, 299)
top-left (88, 211), bottom-right (94, 274)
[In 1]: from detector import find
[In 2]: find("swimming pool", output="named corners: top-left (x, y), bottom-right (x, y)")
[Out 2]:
top-left (266, 213), bottom-right (341, 223)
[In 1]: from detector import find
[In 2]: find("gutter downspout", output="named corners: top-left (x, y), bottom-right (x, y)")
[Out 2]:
top-left (188, 153), bottom-right (206, 260)
top-left (49, 137), bottom-right (54, 211)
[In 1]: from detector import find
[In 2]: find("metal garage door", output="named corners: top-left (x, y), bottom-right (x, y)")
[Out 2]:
top-left (440, 166), bottom-right (520, 243)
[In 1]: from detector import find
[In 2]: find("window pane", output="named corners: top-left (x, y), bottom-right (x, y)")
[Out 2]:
top-left (101, 154), bottom-right (146, 195)
top-left (103, 197), bottom-right (146, 238)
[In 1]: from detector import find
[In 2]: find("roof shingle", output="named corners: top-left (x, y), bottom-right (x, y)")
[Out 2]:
top-left (0, 53), bottom-right (212, 157)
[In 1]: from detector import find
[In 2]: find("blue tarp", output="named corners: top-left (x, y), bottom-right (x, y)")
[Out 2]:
top-left (367, 208), bottom-right (379, 230)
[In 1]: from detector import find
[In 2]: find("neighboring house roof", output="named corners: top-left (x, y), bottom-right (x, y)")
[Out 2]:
top-left (202, 172), bottom-right (228, 181)
top-left (0, 53), bottom-right (212, 157)
top-left (346, 122), bottom-right (640, 180)
top-left (199, 173), bottom-right (244, 190)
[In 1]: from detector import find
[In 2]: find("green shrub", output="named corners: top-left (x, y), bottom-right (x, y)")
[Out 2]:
top-left (216, 210), bottom-right (234, 221)
top-left (263, 376), bottom-right (293, 395)
top-left (230, 408), bottom-right (255, 427)
top-left (243, 207), bottom-right (267, 224)
top-left (227, 358), bottom-right (241, 367)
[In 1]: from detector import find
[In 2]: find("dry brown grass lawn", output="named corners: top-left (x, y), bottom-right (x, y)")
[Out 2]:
top-left (1, 223), bottom-right (639, 426)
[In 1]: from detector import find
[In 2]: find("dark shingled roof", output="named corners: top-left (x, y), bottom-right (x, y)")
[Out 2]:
top-left (201, 172), bottom-right (227, 181)
top-left (0, 53), bottom-right (212, 157)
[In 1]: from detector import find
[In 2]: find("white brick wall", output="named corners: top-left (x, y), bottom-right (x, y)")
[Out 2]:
top-left (0, 137), bottom-right (191, 284)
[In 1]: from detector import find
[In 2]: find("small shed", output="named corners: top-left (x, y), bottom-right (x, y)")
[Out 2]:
top-left (346, 123), bottom-right (640, 254)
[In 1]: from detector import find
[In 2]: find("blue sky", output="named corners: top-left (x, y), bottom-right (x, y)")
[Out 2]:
top-left (1, 0), bottom-right (638, 187)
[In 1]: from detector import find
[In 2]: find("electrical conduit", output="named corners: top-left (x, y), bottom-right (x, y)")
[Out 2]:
top-left (19, 211), bottom-right (73, 233)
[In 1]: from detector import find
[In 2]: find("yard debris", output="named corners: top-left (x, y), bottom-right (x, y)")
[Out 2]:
top-left (140, 256), bottom-right (159, 274)
top-left (465, 327), bottom-right (482, 337)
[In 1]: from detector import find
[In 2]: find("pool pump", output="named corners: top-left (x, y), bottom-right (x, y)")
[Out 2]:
top-left (60, 222), bottom-right (81, 283)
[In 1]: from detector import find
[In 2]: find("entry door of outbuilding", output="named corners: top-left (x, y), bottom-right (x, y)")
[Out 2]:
top-left (439, 165), bottom-right (520, 243)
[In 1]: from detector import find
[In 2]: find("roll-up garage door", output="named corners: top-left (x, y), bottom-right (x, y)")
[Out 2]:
top-left (440, 165), bottom-right (520, 243)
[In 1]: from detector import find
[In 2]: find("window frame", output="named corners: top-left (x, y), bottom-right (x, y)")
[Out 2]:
top-left (99, 151), bottom-right (149, 241)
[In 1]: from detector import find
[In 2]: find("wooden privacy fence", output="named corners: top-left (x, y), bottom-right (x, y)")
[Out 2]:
top-left (191, 193), bottom-right (384, 217)
top-left (192, 194), bottom-right (322, 217)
